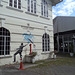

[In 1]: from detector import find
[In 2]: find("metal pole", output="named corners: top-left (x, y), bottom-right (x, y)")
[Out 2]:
top-left (29, 43), bottom-right (32, 55)
top-left (57, 34), bottom-right (59, 52)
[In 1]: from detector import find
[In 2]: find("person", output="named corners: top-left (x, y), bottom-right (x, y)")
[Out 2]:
top-left (14, 43), bottom-right (28, 62)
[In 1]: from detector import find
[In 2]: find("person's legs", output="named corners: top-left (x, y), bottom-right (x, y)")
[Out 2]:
top-left (14, 51), bottom-right (18, 62)
top-left (19, 52), bottom-right (22, 59)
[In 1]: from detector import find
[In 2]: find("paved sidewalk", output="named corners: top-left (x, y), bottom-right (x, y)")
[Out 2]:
top-left (0, 63), bottom-right (75, 75)
top-left (0, 58), bottom-right (75, 75)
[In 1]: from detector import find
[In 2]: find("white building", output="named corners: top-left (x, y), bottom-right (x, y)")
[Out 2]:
top-left (0, 0), bottom-right (62, 65)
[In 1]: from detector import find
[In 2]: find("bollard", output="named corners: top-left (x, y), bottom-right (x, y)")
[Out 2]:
top-left (19, 58), bottom-right (24, 70)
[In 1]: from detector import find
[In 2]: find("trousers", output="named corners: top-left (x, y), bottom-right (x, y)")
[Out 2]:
top-left (14, 50), bottom-right (22, 62)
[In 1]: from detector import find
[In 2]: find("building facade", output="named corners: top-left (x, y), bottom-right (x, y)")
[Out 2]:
top-left (0, 0), bottom-right (62, 65)
top-left (53, 16), bottom-right (75, 53)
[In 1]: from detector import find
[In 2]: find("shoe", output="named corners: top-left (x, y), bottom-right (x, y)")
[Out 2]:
top-left (13, 60), bottom-right (15, 62)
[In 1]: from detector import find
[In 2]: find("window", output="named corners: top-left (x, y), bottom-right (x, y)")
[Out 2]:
top-left (27, 0), bottom-right (36, 14)
top-left (0, 27), bottom-right (10, 56)
top-left (9, 0), bottom-right (21, 9)
top-left (42, 33), bottom-right (50, 52)
top-left (41, 0), bottom-right (48, 17)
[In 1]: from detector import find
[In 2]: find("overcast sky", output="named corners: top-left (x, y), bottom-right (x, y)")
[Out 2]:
top-left (52, 0), bottom-right (75, 19)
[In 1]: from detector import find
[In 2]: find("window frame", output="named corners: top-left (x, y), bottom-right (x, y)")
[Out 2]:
top-left (41, 0), bottom-right (48, 18)
top-left (42, 33), bottom-right (50, 52)
top-left (27, 0), bottom-right (36, 14)
top-left (9, 0), bottom-right (22, 9)
top-left (0, 27), bottom-right (10, 56)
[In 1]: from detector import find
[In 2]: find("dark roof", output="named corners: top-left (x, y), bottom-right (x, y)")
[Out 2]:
top-left (51, 0), bottom-right (63, 6)
top-left (53, 16), bottom-right (75, 34)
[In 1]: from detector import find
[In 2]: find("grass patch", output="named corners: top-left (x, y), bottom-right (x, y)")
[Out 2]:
top-left (31, 57), bottom-right (75, 68)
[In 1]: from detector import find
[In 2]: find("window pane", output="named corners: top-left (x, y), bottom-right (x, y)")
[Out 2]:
top-left (18, 5), bottom-right (21, 9)
top-left (14, 0), bottom-right (17, 8)
top-left (18, 0), bottom-right (21, 9)
top-left (1, 51), bottom-right (4, 55)
top-left (0, 51), bottom-right (1, 55)
top-left (9, 0), bottom-right (12, 6)
top-left (28, 0), bottom-right (30, 12)
top-left (34, 0), bottom-right (36, 13)
top-left (47, 4), bottom-right (48, 17)
top-left (31, 0), bottom-right (33, 13)
top-left (0, 31), bottom-right (2, 35)
top-left (0, 37), bottom-right (2, 41)
top-left (41, 1), bottom-right (43, 16)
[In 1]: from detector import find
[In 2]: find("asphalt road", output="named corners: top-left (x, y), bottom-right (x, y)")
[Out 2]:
top-left (0, 65), bottom-right (75, 75)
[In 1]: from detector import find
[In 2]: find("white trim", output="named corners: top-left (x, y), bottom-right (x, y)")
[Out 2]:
top-left (40, 16), bottom-right (50, 20)
top-left (0, 13), bottom-right (51, 25)
top-left (44, 34), bottom-right (45, 51)
top-left (25, 11), bottom-right (38, 16)
top-left (41, 51), bottom-right (50, 54)
top-left (6, 6), bottom-right (23, 12)
top-left (17, 0), bottom-right (18, 8)
top-left (12, 0), bottom-right (14, 7)
top-left (0, 55), bottom-right (12, 58)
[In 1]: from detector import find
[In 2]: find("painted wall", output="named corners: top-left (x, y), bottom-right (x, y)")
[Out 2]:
top-left (0, 0), bottom-right (54, 65)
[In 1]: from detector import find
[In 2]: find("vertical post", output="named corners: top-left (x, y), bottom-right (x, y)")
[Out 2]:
top-left (62, 36), bottom-right (64, 53)
top-left (57, 35), bottom-right (59, 52)
top-left (29, 43), bottom-right (32, 55)
top-left (72, 35), bottom-right (75, 53)
top-left (73, 39), bottom-right (75, 53)
top-left (19, 57), bottom-right (24, 70)
top-left (4, 36), bottom-right (6, 56)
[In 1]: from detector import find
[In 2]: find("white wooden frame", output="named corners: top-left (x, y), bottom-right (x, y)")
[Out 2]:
top-left (41, 0), bottom-right (48, 17)
top-left (8, 0), bottom-right (22, 9)
top-left (27, 0), bottom-right (36, 14)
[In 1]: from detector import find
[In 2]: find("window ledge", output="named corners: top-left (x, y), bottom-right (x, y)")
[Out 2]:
top-left (0, 4), bottom-right (3, 7)
top-left (0, 55), bottom-right (12, 59)
top-left (41, 51), bottom-right (50, 54)
top-left (6, 6), bottom-right (23, 12)
top-left (40, 16), bottom-right (50, 20)
top-left (25, 12), bottom-right (38, 16)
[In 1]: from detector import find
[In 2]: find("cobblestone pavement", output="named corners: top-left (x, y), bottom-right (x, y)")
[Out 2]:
top-left (0, 64), bottom-right (75, 75)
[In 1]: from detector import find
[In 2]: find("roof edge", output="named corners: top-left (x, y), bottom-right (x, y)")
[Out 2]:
top-left (51, 0), bottom-right (63, 6)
